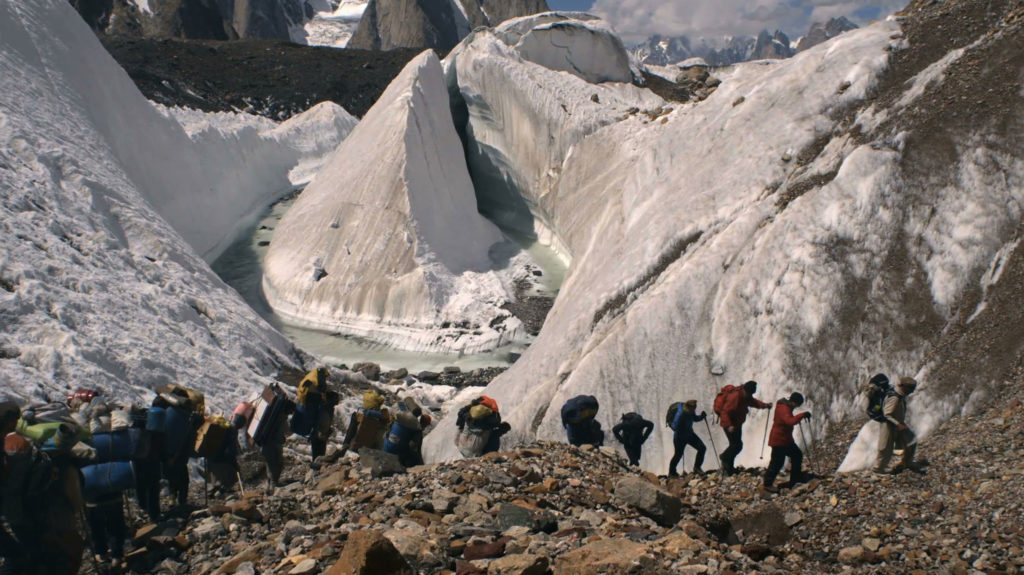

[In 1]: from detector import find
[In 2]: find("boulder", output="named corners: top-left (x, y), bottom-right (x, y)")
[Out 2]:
top-left (326, 530), bottom-right (414, 575)
top-left (612, 477), bottom-right (683, 527)
top-left (359, 448), bottom-right (406, 477)
top-left (487, 553), bottom-right (550, 575)
top-left (553, 538), bottom-right (652, 575)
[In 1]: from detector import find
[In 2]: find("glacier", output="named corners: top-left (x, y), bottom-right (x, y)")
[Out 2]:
top-left (0, 0), bottom-right (351, 409)
top-left (424, 13), bottom-right (1024, 472)
top-left (262, 51), bottom-right (519, 354)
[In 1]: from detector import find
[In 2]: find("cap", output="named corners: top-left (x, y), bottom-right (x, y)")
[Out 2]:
top-left (788, 392), bottom-right (804, 406)
top-left (897, 377), bottom-right (918, 392)
top-left (743, 380), bottom-right (758, 394)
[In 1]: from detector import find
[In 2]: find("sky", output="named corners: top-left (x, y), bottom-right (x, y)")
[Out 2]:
top-left (546, 0), bottom-right (907, 41)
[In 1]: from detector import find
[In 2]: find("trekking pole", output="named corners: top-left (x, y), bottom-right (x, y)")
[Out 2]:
top-left (237, 471), bottom-right (247, 497)
top-left (204, 457), bottom-right (210, 507)
top-left (759, 405), bottom-right (772, 459)
top-left (704, 419), bottom-right (722, 470)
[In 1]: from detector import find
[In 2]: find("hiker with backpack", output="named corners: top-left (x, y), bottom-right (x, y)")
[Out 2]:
top-left (667, 400), bottom-right (708, 476)
top-left (384, 397), bottom-right (427, 467)
top-left (762, 392), bottom-right (812, 492)
top-left (612, 412), bottom-right (654, 466)
top-left (291, 367), bottom-right (342, 467)
top-left (342, 390), bottom-right (392, 453)
top-left (561, 395), bottom-right (604, 448)
top-left (154, 389), bottom-right (202, 509)
top-left (455, 396), bottom-right (511, 457)
top-left (3, 400), bottom-right (85, 574)
top-left (0, 400), bottom-right (31, 575)
top-left (873, 376), bottom-right (922, 474)
top-left (715, 380), bottom-right (771, 476)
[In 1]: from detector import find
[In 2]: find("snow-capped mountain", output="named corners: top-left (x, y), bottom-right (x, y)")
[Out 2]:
top-left (632, 17), bottom-right (859, 67)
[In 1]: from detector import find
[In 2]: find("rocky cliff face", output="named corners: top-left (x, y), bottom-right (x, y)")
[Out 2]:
top-left (795, 17), bottom-right (859, 53)
top-left (348, 0), bottom-right (549, 51)
top-left (69, 0), bottom-right (318, 40)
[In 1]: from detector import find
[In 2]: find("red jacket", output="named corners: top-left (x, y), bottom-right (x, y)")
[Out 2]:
top-left (768, 401), bottom-right (808, 447)
top-left (719, 389), bottom-right (770, 428)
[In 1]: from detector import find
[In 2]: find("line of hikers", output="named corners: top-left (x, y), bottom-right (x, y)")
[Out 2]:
top-left (0, 367), bottom-right (439, 574)
top-left (2, 369), bottom-right (921, 572)
top-left (554, 374), bottom-right (922, 489)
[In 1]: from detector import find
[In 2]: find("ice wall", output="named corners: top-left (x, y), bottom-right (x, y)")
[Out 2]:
top-left (425, 19), bottom-right (1024, 471)
top-left (263, 51), bottom-right (517, 354)
top-left (446, 14), bottom-right (662, 252)
top-left (0, 0), bottom-right (298, 409)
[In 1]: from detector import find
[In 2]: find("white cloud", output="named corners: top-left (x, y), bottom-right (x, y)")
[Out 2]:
top-left (588, 0), bottom-right (905, 41)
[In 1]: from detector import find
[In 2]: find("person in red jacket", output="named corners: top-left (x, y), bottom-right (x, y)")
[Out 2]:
top-left (718, 380), bottom-right (771, 475)
top-left (762, 392), bottom-right (811, 492)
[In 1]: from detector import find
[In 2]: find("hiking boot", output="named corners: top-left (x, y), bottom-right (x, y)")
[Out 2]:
top-left (905, 462), bottom-right (926, 474)
top-left (668, 470), bottom-right (680, 477)
top-left (890, 464), bottom-right (907, 475)
top-left (760, 484), bottom-right (778, 494)
top-left (871, 467), bottom-right (888, 475)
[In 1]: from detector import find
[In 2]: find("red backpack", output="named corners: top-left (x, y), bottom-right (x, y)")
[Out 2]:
top-left (713, 385), bottom-right (740, 421)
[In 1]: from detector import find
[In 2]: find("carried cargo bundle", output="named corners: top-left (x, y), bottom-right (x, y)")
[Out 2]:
top-left (468, 404), bottom-right (494, 421)
top-left (864, 373), bottom-right (893, 422)
top-left (384, 411), bottom-right (421, 452)
top-left (162, 403), bottom-right (200, 458)
top-left (350, 409), bottom-right (387, 451)
top-left (665, 403), bottom-right (684, 428)
top-left (455, 426), bottom-right (490, 458)
top-left (194, 416), bottom-right (231, 457)
top-left (20, 402), bottom-right (74, 426)
top-left (248, 384), bottom-right (288, 446)
top-left (561, 395), bottom-right (599, 426)
top-left (67, 388), bottom-right (100, 407)
top-left (156, 384), bottom-right (206, 415)
top-left (81, 461), bottom-right (136, 499)
top-left (89, 428), bottom-right (142, 463)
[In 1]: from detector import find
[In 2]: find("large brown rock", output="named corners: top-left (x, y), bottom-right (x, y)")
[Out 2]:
top-left (612, 477), bottom-right (683, 527)
top-left (326, 530), bottom-right (414, 575)
top-left (553, 538), bottom-right (652, 575)
top-left (487, 553), bottom-right (550, 575)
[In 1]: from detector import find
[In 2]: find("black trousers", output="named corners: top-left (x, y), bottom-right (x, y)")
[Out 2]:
top-left (764, 443), bottom-right (803, 487)
top-left (669, 434), bottom-right (706, 474)
top-left (0, 527), bottom-right (28, 575)
top-left (310, 437), bottom-right (327, 461)
top-left (86, 499), bottom-right (127, 559)
top-left (623, 443), bottom-right (643, 466)
top-left (720, 427), bottom-right (743, 473)
top-left (135, 459), bottom-right (162, 522)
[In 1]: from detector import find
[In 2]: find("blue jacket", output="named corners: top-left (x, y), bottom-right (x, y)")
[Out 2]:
top-left (672, 409), bottom-right (706, 438)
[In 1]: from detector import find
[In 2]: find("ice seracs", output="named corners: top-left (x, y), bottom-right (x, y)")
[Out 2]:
top-left (446, 12), bottom-right (662, 257)
top-left (263, 51), bottom-right (516, 354)
top-left (0, 0), bottom-right (299, 407)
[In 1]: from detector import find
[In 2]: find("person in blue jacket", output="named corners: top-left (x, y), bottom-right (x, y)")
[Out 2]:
top-left (668, 400), bottom-right (707, 476)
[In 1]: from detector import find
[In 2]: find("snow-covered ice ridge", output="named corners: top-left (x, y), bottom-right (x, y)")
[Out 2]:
top-left (425, 14), bottom-right (1024, 471)
top-left (0, 0), bottom-right (353, 409)
top-left (263, 51), bottom-right (521, 355)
